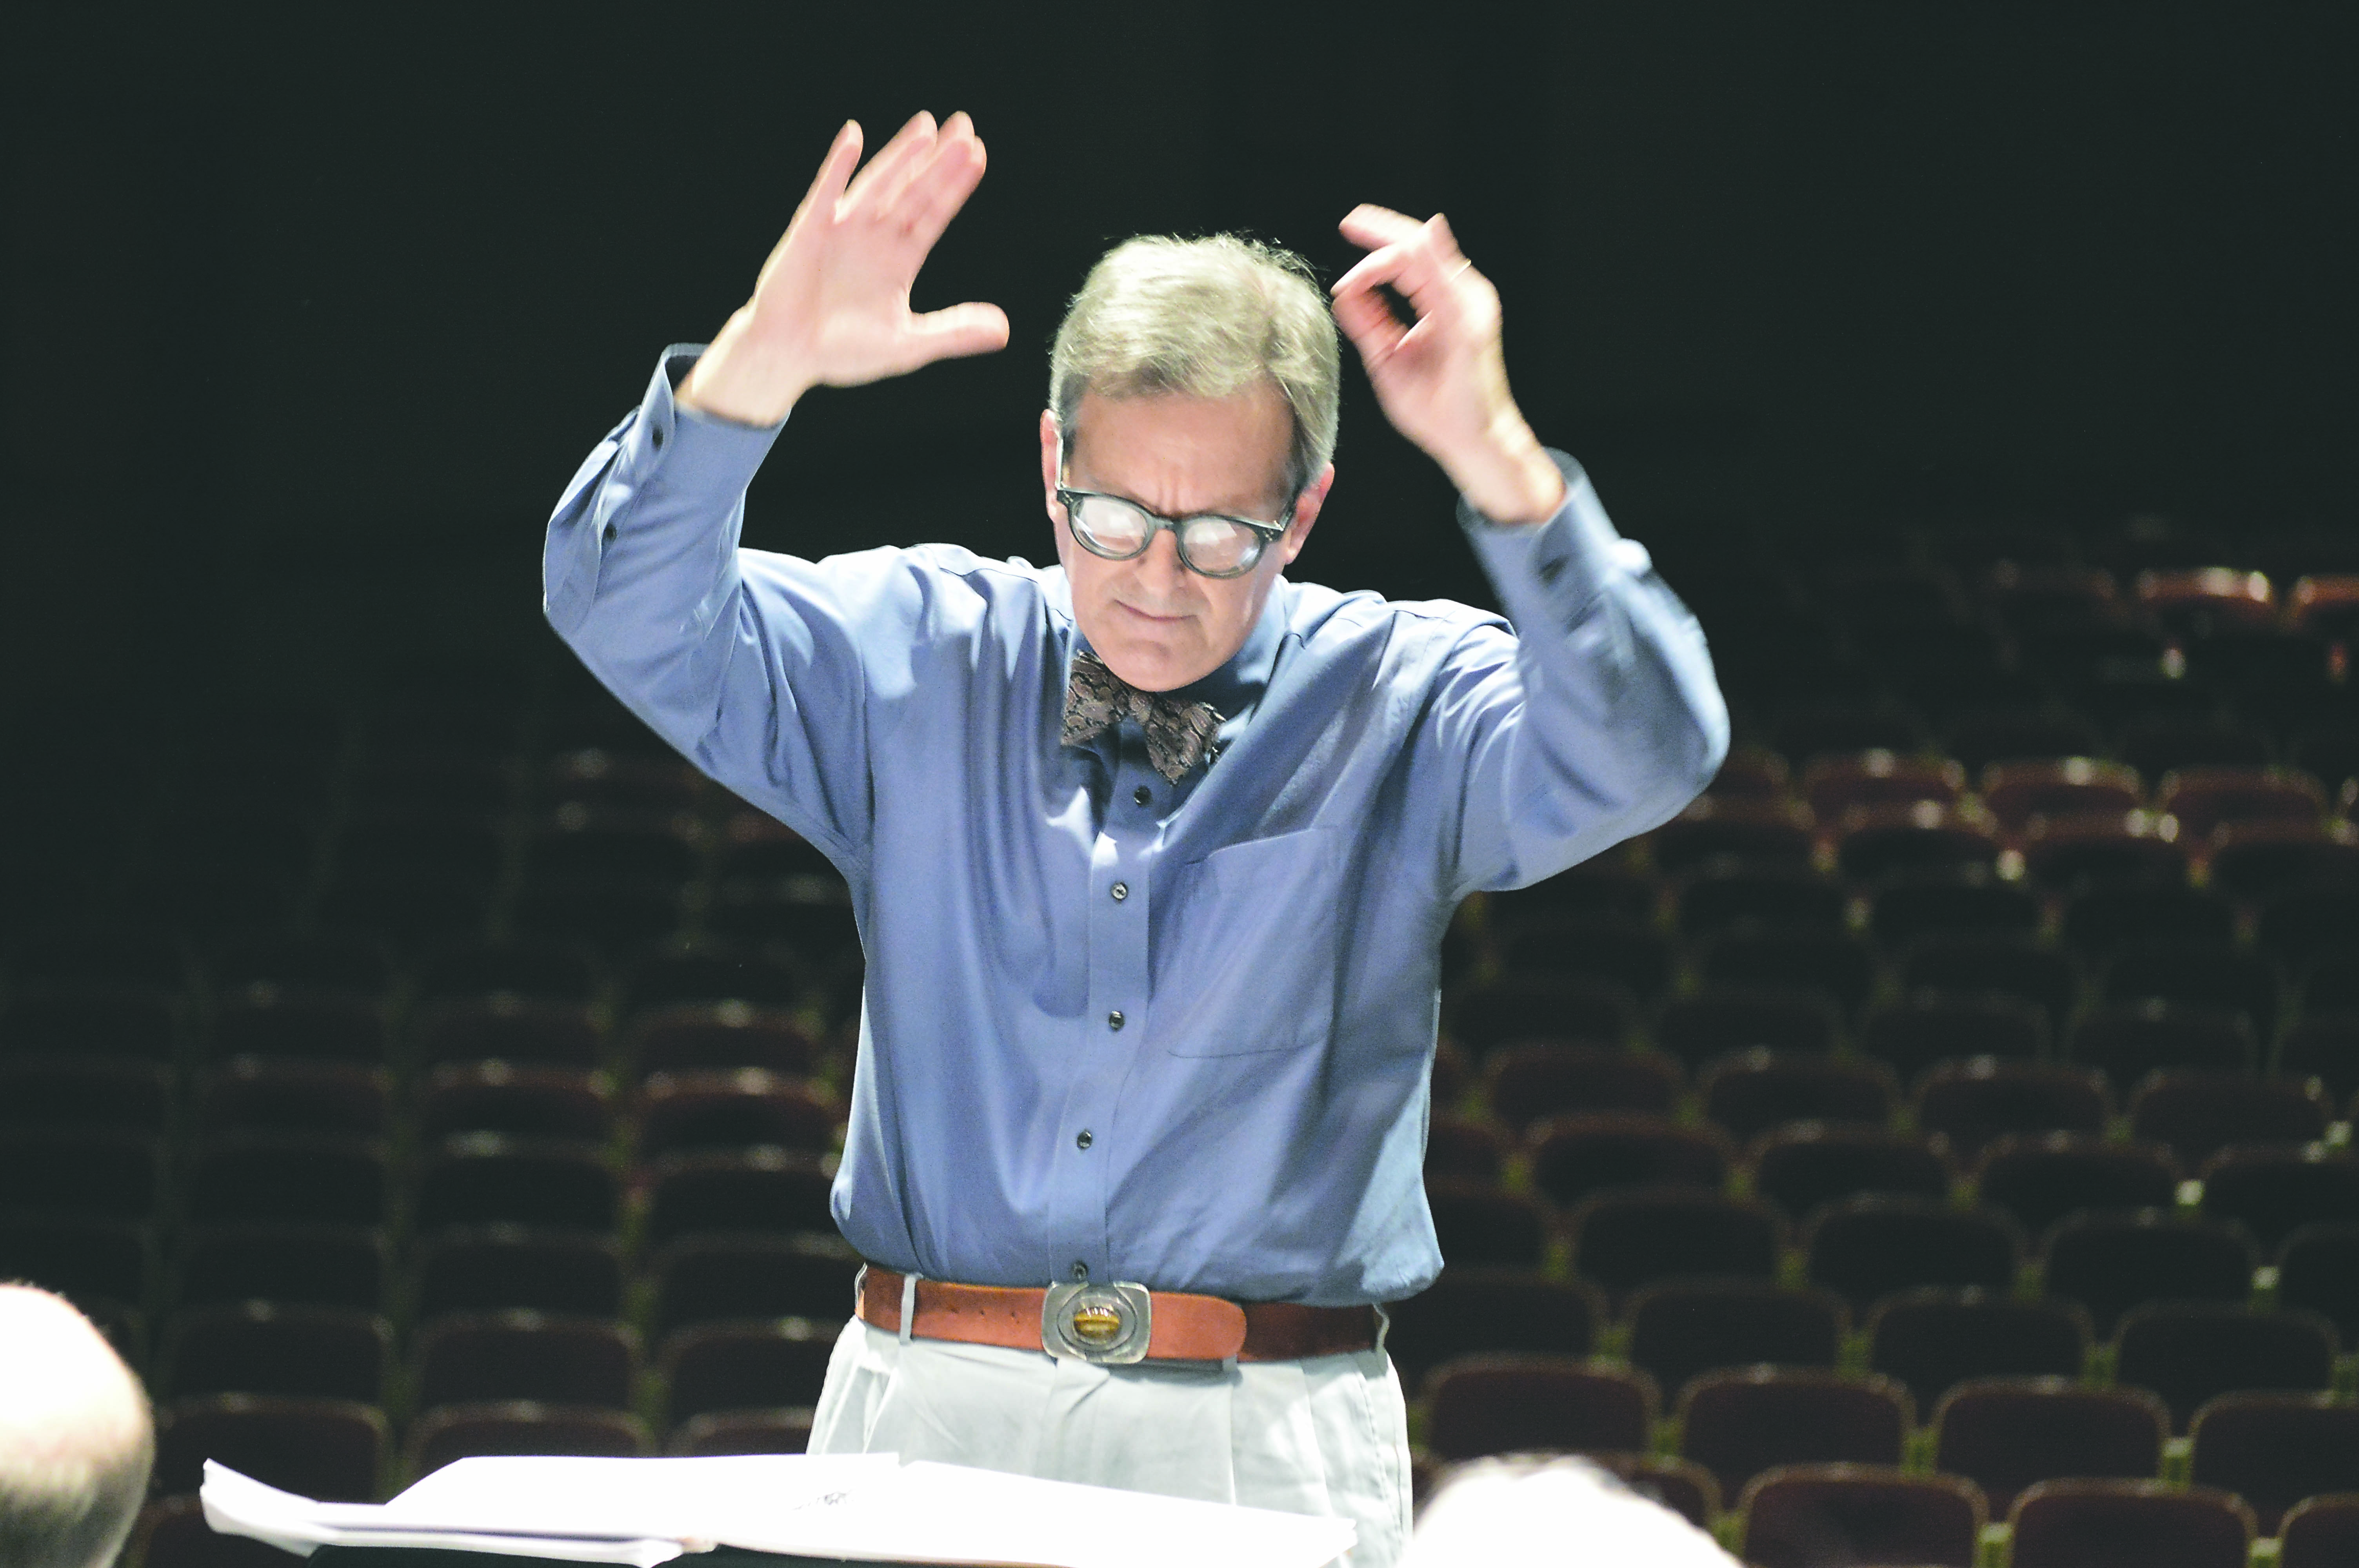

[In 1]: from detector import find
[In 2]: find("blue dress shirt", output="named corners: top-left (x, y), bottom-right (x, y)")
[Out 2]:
top-left (544, 344), bottom-right (1728, 1307)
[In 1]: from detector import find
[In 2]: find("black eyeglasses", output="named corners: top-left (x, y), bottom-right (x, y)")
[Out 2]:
top-left (1056, 462), bottom-right (1294, 579)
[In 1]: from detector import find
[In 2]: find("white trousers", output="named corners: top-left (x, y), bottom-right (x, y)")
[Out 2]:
top-left (806, 1314), bottom-right (1414, 1568)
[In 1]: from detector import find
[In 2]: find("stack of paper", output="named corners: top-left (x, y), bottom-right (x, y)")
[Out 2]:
top-left (199, 1452), bottom-right (1358, 1568)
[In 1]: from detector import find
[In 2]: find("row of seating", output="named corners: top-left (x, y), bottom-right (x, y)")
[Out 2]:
top-left (1420, 1356), bottom-right (2358, 1528)
top-left (1396, 1272), bottom-right (2352, 1428)
top-left (1414, 1456), bottom-right (2359, 1568)
top-left (1438, 1049), bottom-right (2350, 1155)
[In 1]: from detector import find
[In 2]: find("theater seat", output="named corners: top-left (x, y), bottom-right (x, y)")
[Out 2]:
top-left (154, 1393), bottom-right (388, 1500)
top-left (1931, 1377), bottom-right (2165, 1514)
top-left (1425, 1180), bottom-right (1549, 1269)
top-left (1739, 1463), bottom-right (1985, 1568)
top-left (2279, 1222), bottom-right (2359, 1342)
top-left (2188, 1392), bottom-right (2359, 1535)
top-left (1866, 1290), bottom-right (2089, 1412)
top-left (1381, 1268), bottom-right (1601, 1392)
top-left (1525, 1113), bottom-right (1732, 1210)
top-left (1481, 1044), bottom-right (1683, 1132)
top-left (136, 1495), bottom-right (306, 1568)
top-left (410, 1312), bottom-right (640, 1414)
top-left (1623, 1280), bottom-right (1844, 1401)
top-left (1974, 1133), bottom-right (2180, 1238)
top-left (404, 1401), bottom-right (651, 1483)
top-left (661, 1318), bottom-right (838, 1426)
top-left (2006, 1478), bottom-right (2253, 1568)
top-left (161, 1303), bottom-right (389, 1405)
top-left (1423, 1354), bottom-right (1657, 1462)
top-left (1860, 993), bottom-right (2049, 1081)
top-left (413, 1227), bottom-right (625, 1320)
top-left (666, 1408), bottom-right (814, 1457)
top-left (1803, 1197), bottom-right (2021, 1314)
top-left (2130, 1070), bottom-right (2332, 1166)
top-left (1655, 985), bottom-right (1840, 1067)
top-left (648, 1232), bottom-right (862, 1338)
top-left (1697, 1051), bottom-right (1895, 1144)
top-left (2040, 1210), bottom-right (2257, 1337)
top-left (2112, 1301), bottom-right (2337, 1432)
top-left (1748, 1125), bottom-right (1950, 1223)
top-left (1676, 1369), bottom-right (1909, 1501)
top-left (2281, 1494), bottom-right (2359, 1568)
top-left (1913, 1058), bottom-right (2108, 1159)
top-left (1568, 1190), bottom-right (1783, 1302)
top-left (2203, 1145), bottom-right (2359, 1252)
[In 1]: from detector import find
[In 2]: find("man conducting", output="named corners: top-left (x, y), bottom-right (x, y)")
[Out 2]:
top-left (544, 110), bottom-right (1725, 1565)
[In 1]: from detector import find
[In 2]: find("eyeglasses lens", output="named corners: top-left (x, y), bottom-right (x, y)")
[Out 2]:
top-left (1069, 495), bottom-right (1263, 577)
top-left (1071, 495), bottom-right (1150, 556)
top-left (1177, 519), bottom-right (1258, 575)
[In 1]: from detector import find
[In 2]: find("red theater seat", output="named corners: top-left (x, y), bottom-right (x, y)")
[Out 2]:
top-left (1803, 1197), bottom-right (2022, 1314)
top-left (1423, 1354), bottom-right (1657, 1461)
top-left (1676, 1368), bottom-right (1909, 1501)
top-left (2188, 1392), bottom-right (2359, 1535)
top-left (2007, 1477), bottom-right (2253, 1568)
top-left (1740, 1464), bottom-right (1986, 1568)
top-left (1931, 1378), bottom-right (2165, 1514)
top-left (403, 1401), bottom-right (651, 1483)
top-left (2041, 1210), bottom-right (2258, 1337)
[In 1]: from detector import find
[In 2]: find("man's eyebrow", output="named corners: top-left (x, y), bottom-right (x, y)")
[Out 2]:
top-left (1069, 469), bottom-right (1284, 519)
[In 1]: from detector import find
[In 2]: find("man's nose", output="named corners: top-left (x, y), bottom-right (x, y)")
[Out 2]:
top-left (1134, 527), bottom-right (1190, 596)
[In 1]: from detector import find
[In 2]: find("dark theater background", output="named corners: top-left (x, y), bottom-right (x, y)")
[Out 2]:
top-left (7, 4), bottom-right (2359, 1565)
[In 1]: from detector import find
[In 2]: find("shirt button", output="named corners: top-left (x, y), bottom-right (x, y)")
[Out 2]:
top-left (1071, 1261), bottom-right (1089, 1281)
top-left (652, 425), bottom-right (665, 449)
top-left (602, 523), bottom-right (617, 544)
top-left (1110, 882), bottom-right (1128, 902)
top-left (1107, 1010), bottom-right (1125, 1031)
top-left (1133, 786), bottom-right (1152, 806)
top-left (1076, 1129), bottom-right (1094, 1150)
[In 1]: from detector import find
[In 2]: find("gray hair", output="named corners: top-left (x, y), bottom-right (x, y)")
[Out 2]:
top-left (1049, 233), bottom-right (1341, 506)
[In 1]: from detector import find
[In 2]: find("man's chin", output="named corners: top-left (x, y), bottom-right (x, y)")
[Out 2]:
top-left (1098, 640), bottom-right (1209, 693)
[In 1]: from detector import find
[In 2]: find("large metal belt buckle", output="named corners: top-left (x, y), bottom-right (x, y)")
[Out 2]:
top-left (1041, 1281), bottom-right (1153, 1364)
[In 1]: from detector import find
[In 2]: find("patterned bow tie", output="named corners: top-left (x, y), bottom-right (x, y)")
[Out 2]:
top-left (1060, 649), bottom-right (1224, 783)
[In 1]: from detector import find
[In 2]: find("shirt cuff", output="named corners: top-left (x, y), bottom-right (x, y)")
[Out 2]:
top-left (1458, 449), bottom-right (1652, 624)
top-left (616, 342), bottom-right (790, 494)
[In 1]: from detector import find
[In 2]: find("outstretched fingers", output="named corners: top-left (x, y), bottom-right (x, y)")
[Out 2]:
top-left (840, 109), bottom-right (940, 217)
top-left (792, 120), bottom-right (863, 229)
top-left (896, 118), bottom-right (988, 250)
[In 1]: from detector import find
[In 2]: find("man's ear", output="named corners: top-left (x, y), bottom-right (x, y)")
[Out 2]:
top-left (1276, 462), bottom-right (1336, 566)
top-left (1038, 410), bottom-right (1062, 524)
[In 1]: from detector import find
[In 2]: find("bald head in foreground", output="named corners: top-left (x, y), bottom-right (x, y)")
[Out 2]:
top-left (1403, 1457), bottom-right (1739, 1568)
top-left (0, 1286), bottom-right (156, 1568)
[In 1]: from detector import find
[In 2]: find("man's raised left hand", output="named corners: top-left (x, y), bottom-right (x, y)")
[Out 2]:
top-left (1332, 205), bottom-right (1567, 526)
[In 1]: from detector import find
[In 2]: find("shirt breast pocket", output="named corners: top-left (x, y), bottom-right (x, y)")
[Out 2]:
top-left (1155, 826), bottom-right (1345, 1058)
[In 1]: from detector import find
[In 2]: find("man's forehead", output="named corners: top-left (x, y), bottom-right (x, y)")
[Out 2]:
top-left (1062, 388), bottom-right (1293, 510)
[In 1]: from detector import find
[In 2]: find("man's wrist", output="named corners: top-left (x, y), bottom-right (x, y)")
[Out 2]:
top-left (1443, 420), bottom-right (1568, 527)
top-left (675, 310), bottom-right (811, 428)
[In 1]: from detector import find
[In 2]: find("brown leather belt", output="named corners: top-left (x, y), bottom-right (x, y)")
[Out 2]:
top-left (856, 1265), bottom-right (1379, 1364)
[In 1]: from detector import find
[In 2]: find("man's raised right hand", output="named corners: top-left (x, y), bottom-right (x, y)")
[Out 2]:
top-left (676, 111), bottom-right (1009, 427)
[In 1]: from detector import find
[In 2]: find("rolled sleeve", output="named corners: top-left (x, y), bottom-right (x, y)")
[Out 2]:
top-left (542, 344), bottom-right (787, 634)
top-left (1443, 449), bottom-right (1729, 894)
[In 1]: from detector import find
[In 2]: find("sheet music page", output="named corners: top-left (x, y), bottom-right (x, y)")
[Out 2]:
top-left (199, 1463), bottom-right (691, 1566)
top-left (205, 1454), bottom-right (1353, 1568)
top-left (378, 1453), bottom-right (900, 1539)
